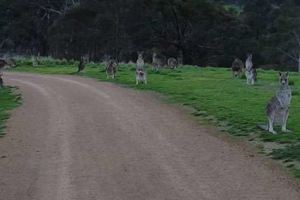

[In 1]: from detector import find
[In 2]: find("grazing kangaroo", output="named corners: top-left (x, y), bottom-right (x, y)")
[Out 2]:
top-left (106, 59), bottom-right (118, 79)
top-left (245, 54), bottom-right (256, 85)
top-left (152, 52), bottom-right (164, 71)
top-left (231, 58), bottom-right (244, 78)
top-left (0, 59), bottom-right (8, 71)
top-left (258, 72), bottom-right (292, 134)
top-left (168, 57), bottom-right (178, 69)
top-left (5, 58), bottom-right (17, 68)
top-left (0, 58), bottom-right (15, 71)
top-left (77, 57), bottom-right (86, 73)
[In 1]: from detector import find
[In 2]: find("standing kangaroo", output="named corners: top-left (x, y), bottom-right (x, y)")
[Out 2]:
top-left (136, 52), bottom-right (144, 70)
top-left (106, 59), bottom-right (118, 79)
top-left (152, 52), bottom-right (164, 71)
top-left (136, 52), bottom-right (147, 85)
top-left (259, 72), bottom-right (292, 134)
top-left (245, 54), bottom-right (256, 85)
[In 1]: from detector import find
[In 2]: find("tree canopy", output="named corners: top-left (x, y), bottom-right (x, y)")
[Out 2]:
top-left (0, 0), bottom-right (300, 69)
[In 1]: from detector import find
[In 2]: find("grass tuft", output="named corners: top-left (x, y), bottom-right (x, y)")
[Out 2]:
top-left (0, 87), bottom-right (21, 137)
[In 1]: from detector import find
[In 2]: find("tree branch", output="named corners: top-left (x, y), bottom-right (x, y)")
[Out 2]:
top-left (278, 47), bottom-right (299, 62)
top-left (38, 5), bottom-right (63, 15)
top-left (292, 31), bottom-right (300, 48)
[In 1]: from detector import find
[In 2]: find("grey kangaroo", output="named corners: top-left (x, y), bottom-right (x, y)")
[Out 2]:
top-left (168, 57), bottom-right (178, 69)
top-left (5, 58), bottom-right (17, 68)
top-left (106, 59), bottom-right (118, 79)
top-left (152, 52), bottom-right (164, 71)
top-left (231, 58), bottom-right (244, 78)
top-left (136, 52), bottom-right (144, 70)
top-left (136, 69), bottom-right (147, 85)
top-left (0, 58), bottom-right (15, 74)
top-left (136, 52), bottom-right (147, 85)
top-left (259, 72), bottom-right (292, 134)
top-left (245, 54), bottom-right (256, 85)
top-left (0, 59), bottom-right (8, 71)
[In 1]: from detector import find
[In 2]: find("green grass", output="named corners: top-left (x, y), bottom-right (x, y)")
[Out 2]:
top-left (0, 87), bottom-right (21, 137)
top-left (271, 144), bottom-right (300, 162)
top-left (11, 63), bottom-right (300, 176)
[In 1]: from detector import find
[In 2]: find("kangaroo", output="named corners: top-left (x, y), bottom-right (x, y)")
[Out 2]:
top-left (0, 58), bottom-right (15, 71)
top-left (231, 58), bottom-right (244, 78)
top-left (136, 52), bottom-right (144, 70)
top-left (168, 57), bottom-right (178, 69)
top-left (0, 59), bottom-right (8, 71)
top-left (5, 58), bottom-right (17, 68)
top-left (258, 72), bottom-right (292, 134)
top-left (136, 69), bottom-right (147, 85)
top-left (152, 52), bottom-right (164, 71)
top-left (136, 52), bottom-right (147, 85)
top-left (82, 54), bottom-right (90, 64)
top-left (106, 59), bottom-right (118, 79)
top-left (245, 54), bottom-right (256, 85)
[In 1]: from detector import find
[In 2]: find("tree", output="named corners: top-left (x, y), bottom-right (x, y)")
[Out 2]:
top-left (266, 0), bottom-right (300, 71)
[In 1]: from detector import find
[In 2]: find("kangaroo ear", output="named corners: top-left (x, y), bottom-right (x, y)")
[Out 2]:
top-left (286, 72), bottom-right (289, 77)
top-left (279, 72), bottom-right (282, 76)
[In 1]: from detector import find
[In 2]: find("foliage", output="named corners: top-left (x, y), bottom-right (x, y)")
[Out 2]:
top-left (1, 0), bottom-right (300, 69)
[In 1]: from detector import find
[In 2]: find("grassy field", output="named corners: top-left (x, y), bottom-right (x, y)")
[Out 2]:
top-left (11, 62), bottom-right (300, 176)
top-left (0, 87), bottom-right (21, 138)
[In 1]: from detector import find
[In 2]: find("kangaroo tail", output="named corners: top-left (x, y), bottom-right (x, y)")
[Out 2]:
top-left (257, 124), bottom-right (268, 131)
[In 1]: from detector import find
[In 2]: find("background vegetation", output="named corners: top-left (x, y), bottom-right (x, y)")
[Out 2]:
top-left (0, 0), bottom-right (300, 70)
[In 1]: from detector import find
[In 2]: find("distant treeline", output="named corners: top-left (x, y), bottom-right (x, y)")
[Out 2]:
top-left (0, 0), bottom-right (299, 70)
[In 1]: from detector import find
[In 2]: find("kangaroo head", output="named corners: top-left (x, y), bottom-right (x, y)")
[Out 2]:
top-left (247, 54), bottom-right (252, 61)
top-left (279, 72), bottom-right (289, 86)
top-left (137, 52), bottom-right (143, 59)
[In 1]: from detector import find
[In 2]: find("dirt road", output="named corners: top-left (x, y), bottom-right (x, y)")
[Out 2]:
top-left (1, 72), bottom-right (300, 200)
